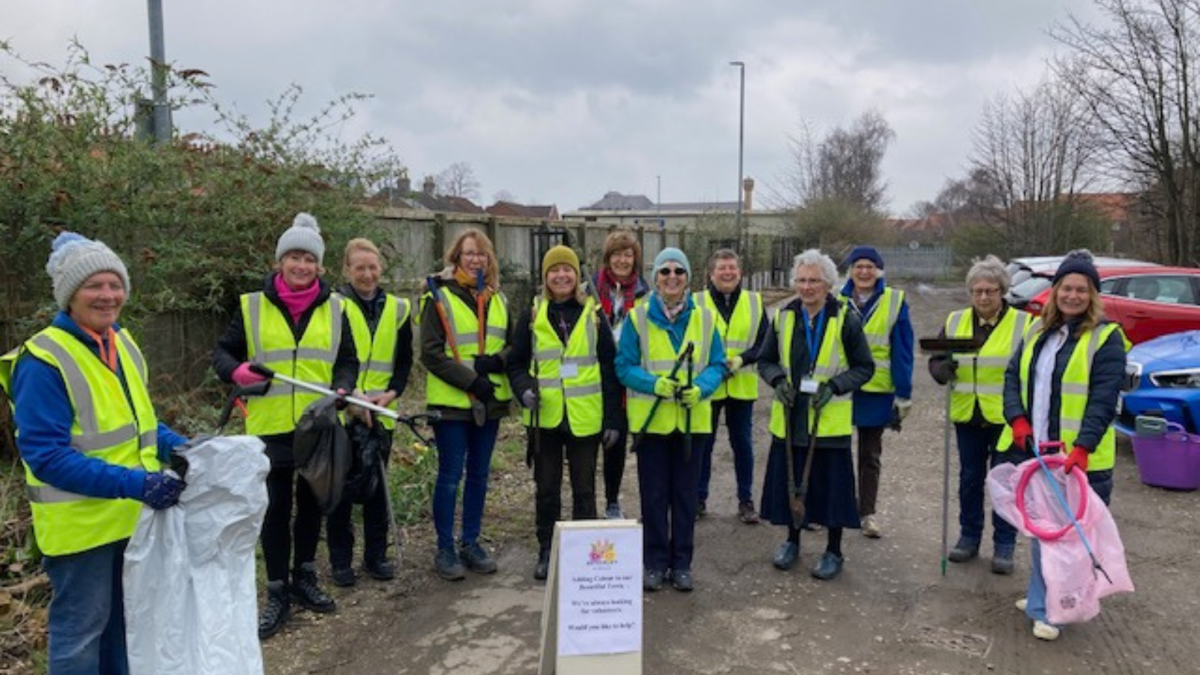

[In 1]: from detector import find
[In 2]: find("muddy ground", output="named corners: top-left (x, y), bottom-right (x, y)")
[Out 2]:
top-left (263, 283), bottom-right (1200, 675)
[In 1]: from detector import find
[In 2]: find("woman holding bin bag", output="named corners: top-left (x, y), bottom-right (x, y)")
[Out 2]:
top-left (506, 245), bottom-right (622, 581)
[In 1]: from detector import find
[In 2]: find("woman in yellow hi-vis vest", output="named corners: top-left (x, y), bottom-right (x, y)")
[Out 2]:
top-left (326, 238), bottom-right (413, 587)
top-left (615, 248), bottom-right (726, 593)
top-left (1003, 250), bottom-right (1126, 642)
top-left (928, 255), bottom-right (1031, 575)
top-left (212, 214), bottom-right (360, 639)
top-left (759, 249), bottom-right (874, 581)
top-left (506, 245), bottom-right (621, 581)
top-left (0, 232), bottom-right (188, 674)
top-left (419, 229), bottom-right (512, 581)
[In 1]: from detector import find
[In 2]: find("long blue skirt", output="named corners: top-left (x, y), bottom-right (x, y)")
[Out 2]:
top-left (760, 435), bottom-right (861, 529)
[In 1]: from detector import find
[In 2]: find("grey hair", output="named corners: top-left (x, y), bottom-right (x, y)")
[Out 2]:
top-left (965, 254), bottom-right (1011, 295)
top-left (791, 249), bottom-right (839, 288)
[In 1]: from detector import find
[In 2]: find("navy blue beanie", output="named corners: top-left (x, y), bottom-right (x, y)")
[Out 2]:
top-left (844, 245), bottom-right (884, 270)
top-left (1052, 249), bottom-right (1100, 290)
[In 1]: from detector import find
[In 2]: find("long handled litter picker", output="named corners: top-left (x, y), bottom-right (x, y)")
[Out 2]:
top-left (792, 398), bottom-right (822, 525)
top-left (1031, 441), bottom-right (1113, 584)
top-left (629, 341), bottom-right (695, 454)
top-left (683, 349), bottom-right (694, 462)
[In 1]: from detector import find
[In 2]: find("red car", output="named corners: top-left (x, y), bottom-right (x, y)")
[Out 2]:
top-left (1026, 266), bottom-right (1200, 345)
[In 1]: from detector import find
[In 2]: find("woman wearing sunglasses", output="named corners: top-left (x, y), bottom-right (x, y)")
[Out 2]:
top-left (615, 248), bottom-right (725, 592)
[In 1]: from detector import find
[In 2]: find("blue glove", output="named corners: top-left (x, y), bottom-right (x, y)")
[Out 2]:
top-left (141, 472), bottom-right (186, 510)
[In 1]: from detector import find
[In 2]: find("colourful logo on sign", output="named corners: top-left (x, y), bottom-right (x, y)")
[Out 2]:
top-left (588, 538), bottom-right (617, 564)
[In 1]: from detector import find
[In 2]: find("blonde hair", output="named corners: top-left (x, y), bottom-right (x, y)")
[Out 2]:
top-left (1041, 276), bottom-right (1104, 334)
top-left (602, 230), bottom-right (642, 278)
top-left (342, 238), bottom-right (383, 280)
top-left (445, 229), bottom-right (500, 289)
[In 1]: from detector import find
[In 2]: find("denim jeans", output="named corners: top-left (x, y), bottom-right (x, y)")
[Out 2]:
top-left (432, 419), bottom-right (500, 550)
top-left (697, 398), bottom-right (756, 504)
top-left (42, 539), bottom-right (130, 675)
top-left (955, 423), bottom-right (1021, 548)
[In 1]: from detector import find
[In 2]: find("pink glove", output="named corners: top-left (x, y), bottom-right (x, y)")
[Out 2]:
top-left (232, 363), bottom-right (269, 387)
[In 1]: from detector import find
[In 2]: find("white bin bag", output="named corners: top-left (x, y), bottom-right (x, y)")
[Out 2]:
top-left (124, 435), bottom-right (269, 675)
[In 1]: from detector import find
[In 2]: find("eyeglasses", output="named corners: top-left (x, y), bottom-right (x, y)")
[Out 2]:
top-left (461, 251), bottom-right (488, 260)
top-left (795, 277), bottom-right (826, 286)
top-left (970, 287), bottom-right (1001, 297)
top-left (658, 267), bottom-right (687, 277)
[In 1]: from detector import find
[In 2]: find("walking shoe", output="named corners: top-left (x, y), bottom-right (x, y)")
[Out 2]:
top-left (811, 551), bottom-right (845, 580)
top-left (435, 547), bottom-right (466, 581)
top-left (772, 541), bottom-right (799, 571)
top-left (1033, 620), bottom-right (1061, 641)
top-left (860, 515), bottom-right (882, 539)
top-left (991, 544), bottom-right (1015, 575)
top-left (643, 568), bottom-right (665, 592)
top-left (670, 569), bottom-right (694, 592)
top-left (330, 566), bottom-right (357, 587)
top-left (738, 501), bottom-right (760, 524)
top-left (291, 564), bottom-right (336, 613)
top-left (533, 548), bottom-right (551, 581)
top-left (1015, 598), bottom-right (1028, 612)
top-left (364, 558), bottom-right (396, 581)
top-left (605, 502), bottom-right (624, 519)
top-left (947, 537), bottom-right (980, 563)
top-left (696, 500), bottom-right (708, 519)
top-left (459, 541), bottom-right (498, 574)
top-left (258, 580), bottom-right (290, 640)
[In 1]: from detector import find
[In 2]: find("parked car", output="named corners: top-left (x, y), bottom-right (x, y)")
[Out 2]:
top-left (1024, 265), bottom-right (1200, 344)
top-left (1005, 256), bottom-right (1156, 309)
top-left (1117, 330), bottom-right (1200, 435)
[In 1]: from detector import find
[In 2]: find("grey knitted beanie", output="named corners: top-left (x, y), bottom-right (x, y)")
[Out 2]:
top-left (45, 232), bottom-right (131, 310)
top-left (275, 212), bottom-right (325, 263)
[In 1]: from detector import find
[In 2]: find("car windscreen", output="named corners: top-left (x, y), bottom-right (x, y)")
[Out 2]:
top-left (1008, 275), bottom-right (1052, 302)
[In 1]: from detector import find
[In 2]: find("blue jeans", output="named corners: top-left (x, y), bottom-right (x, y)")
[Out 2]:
top-left (42, 539), bottom-right (129, 675)
top-left (1026, 470), bottom-right (1113, 625)
top-left (697, 399), bottom-right (756, 504)
top-left (955, 423), bottom-right (1020, 549)
top-left (432, 419), bottom-right (500, 551)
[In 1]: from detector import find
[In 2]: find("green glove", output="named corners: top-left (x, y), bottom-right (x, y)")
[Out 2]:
top-left (679, 385), bottom-right (702, 408)
top-left (654, 377), bottom-right (679, 399)
top-left (813, 383), bottom-right (834, 410)
top-left (774, 380), bottom-right (796, 406)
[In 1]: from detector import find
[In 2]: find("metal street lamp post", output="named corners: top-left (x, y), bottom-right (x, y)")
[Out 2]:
top-left (729, 61), bottom-right (745, 261)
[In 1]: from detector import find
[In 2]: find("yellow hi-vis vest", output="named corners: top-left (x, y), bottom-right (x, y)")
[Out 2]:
top-left (624, 302), bottom-right (715, 434)
top-left (1013, 320), bottom-right (1125, 471)
top-left (946, 308), bottom-right (1031, 424)
top-left (2, 327), bottom-right (161, 556)
top-left (423, 286), bottom-right (513, 408)
top-left (694, 289), bottom-right (763, 401)
top-left (520, 297), bottom-right (603, 435)
top-left (767, 306), bottom-right (854, 439)
top-left (344, 293), bottom-right (411, 430)
top-left (242, 291), bottom-right (344, 436)
top-left (846, 286), bottom-right (904, 393)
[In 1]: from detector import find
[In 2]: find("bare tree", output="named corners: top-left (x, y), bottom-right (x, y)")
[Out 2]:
top-left (435, 161), bottom-right (482, 201)
top-left (1052, 0), bottom-right (1200, 264)
top-left (774, 111), bottom-right (895, 214)
top-left (492, 189), bottom-right (517, 204)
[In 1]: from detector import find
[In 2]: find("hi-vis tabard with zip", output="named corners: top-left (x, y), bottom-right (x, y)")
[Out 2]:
top-left (521, 297), bottom-right (603, 435)
top-left (625, 302), bottom-right (716, 434)
top-left (945, 307), bottom-right (1031, 424)
top-left (768, 305), bottom-right (853, 439)
top-left (241, 291), bottom-right (344, 436)
top-left (0, 327), bottom-right (161, 556)
top-left (343, 294), bottom-right (411, 430)
top-left (846, 286), bottom-right (904, 394)
top-left (1011, 319), bottom-right (1126, 470)
top-left (694, 289), bottom-right (763, 401)
top-left (422, 285), bottom-right (513, 408)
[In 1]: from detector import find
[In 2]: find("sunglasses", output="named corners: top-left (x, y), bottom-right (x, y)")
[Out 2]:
top-left (658, 267), bottom-right (687, 277)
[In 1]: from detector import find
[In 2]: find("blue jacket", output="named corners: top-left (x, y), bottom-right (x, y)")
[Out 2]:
top-left (840, 278), bottom-right (915, 427)
top-left (615, 292), bottom-right (726, 398)
top-left (9, 312), bottom-right (187, 500)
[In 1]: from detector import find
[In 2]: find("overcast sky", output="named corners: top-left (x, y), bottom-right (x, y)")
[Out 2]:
top-left (6, 0), bottom-right (1104, 215)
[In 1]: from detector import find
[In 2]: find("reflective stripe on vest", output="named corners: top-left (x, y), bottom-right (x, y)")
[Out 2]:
top-left (1015, 323), bottom-right (1124, 471)
top-left (695, 289), bottom-right (762, 401)
top-left (344, 294), bottom-right (411, 430)
top-left (767, 306), bottom-right (853, 439)
top-left (624, 302), bottom-right (715, 434)
top-left (424, 287), bottom-right (513, 408)
top-left (242, 292), bottom-right (343, 435)
top-left (18, 327), bottom-right (161, 556)
top-left (946, 308), bottom-right (1030, 424)
top-left (848, 287), bottom-right (903, 393)
top-left (521, 297), bottom-right (603, 435)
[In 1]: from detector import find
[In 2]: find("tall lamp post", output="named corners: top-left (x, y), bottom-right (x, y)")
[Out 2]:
top-left (729, 61), bottom-right (745, 262)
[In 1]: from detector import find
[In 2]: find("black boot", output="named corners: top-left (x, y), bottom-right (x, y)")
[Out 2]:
top-left (533, 548), bottom-right (551, 581)
top-left (258, 580), bottom-right (290, 640)
top-left (291, 563), bottom-right (337, 613)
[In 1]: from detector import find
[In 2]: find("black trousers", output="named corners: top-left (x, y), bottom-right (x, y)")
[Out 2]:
top-left (262, 464), bottom-right (322, 583)
top-left (327, 429), bottom-right (394, 569)
top-left (602, 416), bottom-right (629, 505)
top-left (534, 427), bottom-right (600, 548)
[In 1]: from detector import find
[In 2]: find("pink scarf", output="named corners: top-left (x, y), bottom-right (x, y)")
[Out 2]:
top-left (274, 274), bottom-right (321, 324)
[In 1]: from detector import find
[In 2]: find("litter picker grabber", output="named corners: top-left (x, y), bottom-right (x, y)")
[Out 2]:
top-left (530, 301), bottom-right (541, 466)
top-left (580, 261), bottom-right (616, 335)
top-left (629, 341), bottom-right (695, 454)
top-left (919, 335), bottom-right (985, 577)
top-left (792, 399), bottom-right (822, 525)
top-left (427, 275), bottom-right (488, 427)
top-left (214, 381), bottom-right (270, 432)
top-left (1030, 441), bottom-right (1113, 584)
top-left (683, 349), bottom-right (694, 462)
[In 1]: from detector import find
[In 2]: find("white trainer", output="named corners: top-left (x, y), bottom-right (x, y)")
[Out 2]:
top-left (1033, 620), bottom-right (1061, 641)
top-left (1015, 598), bottom-right (1028, 611)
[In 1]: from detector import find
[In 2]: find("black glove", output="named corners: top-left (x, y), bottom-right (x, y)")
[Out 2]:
top-left (468, 376), bottom-right (496, 403)
top-left (773, 379), bottom-right (796, 406)
top-left (930, 359), bottom-right (957, 385)
top-left (168, 435), bottom-right (212, 480)
top-left (140, 472), bottom-right (186, 510)
top-left (473, 354), bottom-right (504, 376)
top-left (813, 383), bottom-right (834, 410)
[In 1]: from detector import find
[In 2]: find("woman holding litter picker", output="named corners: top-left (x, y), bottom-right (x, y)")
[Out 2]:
top-left (506, 245), bottom-right (622, 581)
top-left (212, 213), bottom-right (359, 639)
top-left (758, 249), bottom-right (873, 581)
top-left (419, 228), bottom-right (512, 581)
top-left (1002, 249), bottom-right (1126, 641)
top-left (615, 247), bottom-right (725, 593)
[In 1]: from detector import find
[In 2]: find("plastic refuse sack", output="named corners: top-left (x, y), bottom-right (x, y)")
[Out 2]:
top-left (292, 396), bottom-right (351, 514)
top-left (988, 457), bottom-right (1134, 624)
top-left (342, 418), bottom-right (390, 504)
top-left (124, 435), bottom-right (270, 675)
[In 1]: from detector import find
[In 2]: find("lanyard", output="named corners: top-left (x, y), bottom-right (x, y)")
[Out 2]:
top-left (801, 306), bottom-right (825, 374)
